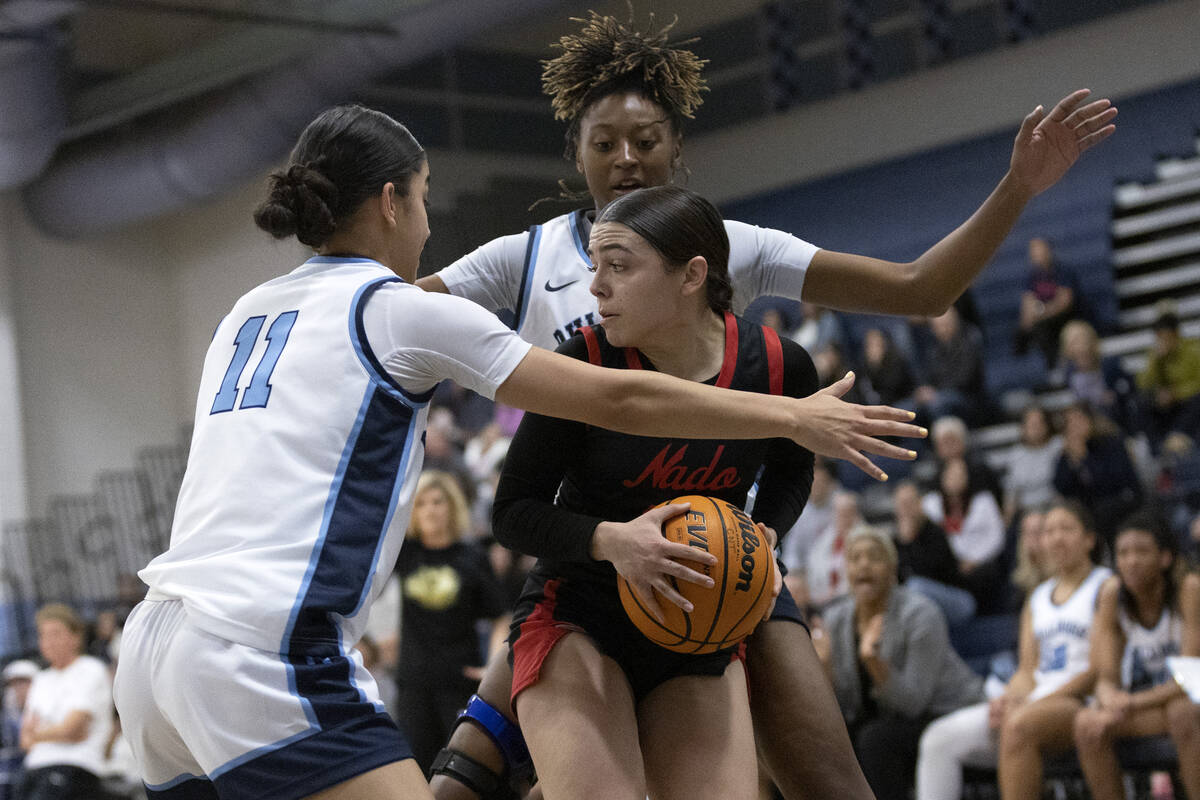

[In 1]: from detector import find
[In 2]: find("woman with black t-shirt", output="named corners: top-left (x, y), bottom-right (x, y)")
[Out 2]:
top-left (395, 471), bottom-right (508, 775)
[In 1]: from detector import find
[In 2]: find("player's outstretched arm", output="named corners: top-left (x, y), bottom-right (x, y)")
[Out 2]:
top-left (801, 89), bottom-right (1117, 316)
top-left (495, 348), bottom-right (922, 481)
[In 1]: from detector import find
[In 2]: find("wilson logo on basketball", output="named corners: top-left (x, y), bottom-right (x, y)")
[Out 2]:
top-left (729, 506), bottom-right (761, 592)
top-left (622, 444), bottom-right (740, 491)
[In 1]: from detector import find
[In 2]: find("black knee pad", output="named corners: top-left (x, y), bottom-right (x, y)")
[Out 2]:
top-left (430, 747), bottom-right (520, 800)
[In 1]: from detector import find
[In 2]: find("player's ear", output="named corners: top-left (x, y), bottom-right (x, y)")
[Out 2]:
top-left (378, 182), bottom-right (399, 227)
top-left (681, 255), bottom-right (708, 297)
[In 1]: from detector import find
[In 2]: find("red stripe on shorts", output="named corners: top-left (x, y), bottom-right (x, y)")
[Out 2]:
top-left (511, 579), bottom-right (582, 711)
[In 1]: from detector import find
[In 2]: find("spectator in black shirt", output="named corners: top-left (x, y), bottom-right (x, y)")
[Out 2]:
top-left (395, 470), bottom-right (508, 774)
top-left (892, 480), bottom-right (975, 625)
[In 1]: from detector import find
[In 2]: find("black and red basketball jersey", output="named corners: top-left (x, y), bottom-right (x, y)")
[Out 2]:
top-left (492, 311), bottom-right (817, 588)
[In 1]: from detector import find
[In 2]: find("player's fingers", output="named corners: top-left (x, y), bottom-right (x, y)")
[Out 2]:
top-left (819, 370), bottom-right (856, 398)
top-left (663, 540), bottom-right (717, 568)
top-left (649, 502), bottom-right (690, 523)
top-left (1047, 88), bottom-right (1091, 122)
top-left (756, 522), bottom-right (778, 551)
top-left (859, 404), bottom-right (918, 423)
top-left (661, 555), bottom-right (715, 587)
top-left (632, 582), bottom-right (668, 622)
top-left (1016, 105), bottom-right (1042, 142)
top-left (855, 414), bottom-right (927, 439)
top-left (1077, 124), bottom-right (1116, 153)
top-left (1064, 98), bottom-right (1113, 129)
top-left (839, 448), bottom-right (888, 482)
top-left (854, 435), bottom-right (919, 461)
top-left (652, 579), bottom-right (694, 613)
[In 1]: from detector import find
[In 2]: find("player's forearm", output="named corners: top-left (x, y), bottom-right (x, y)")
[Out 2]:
top-left (607, 370), bottom-right (800, 441)
top-left (1131, 682), bottom-right (1186, 711)
top-left (906, 171), bottom-right (1034, 314)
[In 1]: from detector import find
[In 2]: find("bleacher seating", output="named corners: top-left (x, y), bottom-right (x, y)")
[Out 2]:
top-left (967, 136), bottom-right (1200, 481)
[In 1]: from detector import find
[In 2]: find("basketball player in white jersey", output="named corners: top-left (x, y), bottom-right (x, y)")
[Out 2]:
top-left (415, 12), bottom-right (1117, 800)
top-left (111, 104), bottom-right (924, 800)
top-left (1073, 512), bottom-right (1200, 800)
top-left (915, 500), bottom-right (1111, 800)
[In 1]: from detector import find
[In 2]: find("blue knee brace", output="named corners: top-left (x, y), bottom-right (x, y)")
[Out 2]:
top-left (458, 694), bottom-right (533, 782)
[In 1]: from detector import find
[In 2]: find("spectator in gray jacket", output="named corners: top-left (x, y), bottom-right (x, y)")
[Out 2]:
top-left (813, 526), bottom-right (985, 800)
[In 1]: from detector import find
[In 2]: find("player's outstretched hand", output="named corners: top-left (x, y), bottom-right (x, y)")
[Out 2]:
top-left (1009, 88), bottom-right (1117, 198)
top-left (591, 502), bottom-right (717, 624)
top-left (792, 372), bottom-right (925, 481)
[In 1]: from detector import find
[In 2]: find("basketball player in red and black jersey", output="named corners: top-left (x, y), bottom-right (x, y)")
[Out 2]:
top-left (491, 185), bottom-right (816, 799)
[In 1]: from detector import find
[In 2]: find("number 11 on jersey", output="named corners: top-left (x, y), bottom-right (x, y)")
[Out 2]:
top-left (210, 311), bottom-right (299, 414)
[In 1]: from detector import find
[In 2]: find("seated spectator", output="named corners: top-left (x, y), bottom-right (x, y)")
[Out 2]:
top-left (1073, 511), bottom-right (1200, 800)
top-left (796, 491), bottom-right (863, 613)
top-left (913, 415), bottom-right (1002, 505)
top-left (1006, 509), bottom-right (1052, 613)
top-left (19, 603), bottom-right (113, 800)
top-left (912, 306), bottom-right (986, 426)
top-left (1003, 405), bottom-right (1063, 526)
top-left (916, 501), bottom-right (1111, 800)
top-left (1014, 236), bottom-right (1079, 370)
top-left (1054, 400), bottom-right (1144, 547)
top-left (1060, 319), bottom-right (1139, 434)
top-left (812, 526), bottom-right (985, 800)
top-left (394, 471), bottom-right (509, 774)
top-left (1137, 309), bottom-right (1200, 454)
top-left (1, 660), bottom-right (36, 800)
top-left (922, 457), bottom-right (1007, 611)
top-left (780, 457), bottom-right (840, 584)
top-left (892, 480), bottom-right (976, 626)
top-left (860, 327), bottom-right (916, 408)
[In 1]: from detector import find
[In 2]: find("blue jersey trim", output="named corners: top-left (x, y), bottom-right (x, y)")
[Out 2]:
top-left (513, 225), bottom-right (542, 334)
top-left (568, 209), bottom-right (592, 264)
top-left (145, 772), bottom-right (211, 792)
top-left (350, 276), bottom-right (437, 406)
top-left (209, 728), bottom-right (314, 780)
top-left (280, 383), bottom-right (416, 728)
top-left (210, 712), bottom-right (406, 800)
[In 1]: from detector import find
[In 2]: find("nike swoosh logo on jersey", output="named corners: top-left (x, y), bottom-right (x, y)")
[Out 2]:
top-left (544, 279), bottom-right (579, 292)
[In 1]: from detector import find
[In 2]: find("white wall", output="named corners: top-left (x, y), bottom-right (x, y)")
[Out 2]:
top-left (3, 0), bottom-right (1198, 519)
top-left (7, 193), bottom-right (185, 514)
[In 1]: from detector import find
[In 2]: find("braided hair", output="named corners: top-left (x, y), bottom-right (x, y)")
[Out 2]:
top-left (541, 8), bottom-right (708, 162)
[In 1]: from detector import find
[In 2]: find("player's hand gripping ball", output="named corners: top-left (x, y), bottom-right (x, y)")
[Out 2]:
top-left (618, 495), bottom-right (775, 654)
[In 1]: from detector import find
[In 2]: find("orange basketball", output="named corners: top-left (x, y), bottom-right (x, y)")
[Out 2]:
top-left (618, 495), bottom-right (775, 654)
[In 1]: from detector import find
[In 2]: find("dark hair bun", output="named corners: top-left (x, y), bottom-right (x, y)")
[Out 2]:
top-left (253, 163), bottom-right (340, 248)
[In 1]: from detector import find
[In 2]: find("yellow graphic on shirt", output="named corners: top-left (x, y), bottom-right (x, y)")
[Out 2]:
top-left (404, 565), bottom-right (461, 611)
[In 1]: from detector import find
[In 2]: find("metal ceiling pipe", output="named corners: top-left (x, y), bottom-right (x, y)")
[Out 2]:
top-left (0, 30), bottom-right (66, 190)
top-left (22, 0), bottom-right (561, 238)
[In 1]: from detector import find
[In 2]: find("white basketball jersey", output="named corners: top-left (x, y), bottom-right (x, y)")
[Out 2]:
top-left (1119, 604), bottom-right (1182, 691)
top-left (438, 211), bottom-right (818, 350)
top-left (514, 210), bottom-right (601, 346)
top-left (140, 257), bottom-right (528, 655)
top-left (1030, 565), bottom-right (1112, 697)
